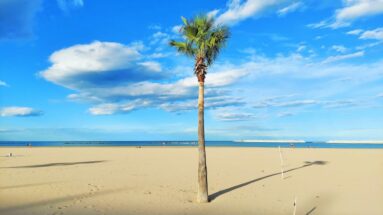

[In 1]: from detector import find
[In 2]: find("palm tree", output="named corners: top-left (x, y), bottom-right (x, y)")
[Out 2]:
top-left (169, 15), bottom-right (229, 203)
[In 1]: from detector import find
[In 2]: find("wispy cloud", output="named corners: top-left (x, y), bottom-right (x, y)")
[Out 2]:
top-left (277, 112), bottom-right (295, 117)
top-left (359, 27), bottom-right (383, 40)
top-left (346, 29), bottom-right (363, 35)
top-left (41, 41), bottom-right (249, 115)
top-left (150, 31), bottom-right (170, 46)
top-left (277, 1), bottom-right (303, 16)
top-left (160, 96), bottom-right (244, 113)
top-left (335, 0), bottom-right (383, 23)
top-left (308, 0), bottom-right (383, 29)
top-left (331, 45), bottom-right (347, 53)
top-left (307, 20), bottom-right (332, 29)
top-left (213, 112), bottom-right (256, 121)
top-left (321, 51), bottom-right (364, 64)
top-left (41, 37), bottom-right (383, 116)
top-left (322, 100), bottom-right (359, 108)
top-left (0, 107), bottom-right (43, 117)
top-left (0, 80), bottom-right (8, 87)
top-left (57, 0), bottom-right (84, 12)
top-left (253, 97), bottom-right (365, 111)
top-left (213, 0), bottom-right (293, 26)
top-left (88, 99), bottom-right (151, 115)
top-left (254, 99), bottom-right (318, 108)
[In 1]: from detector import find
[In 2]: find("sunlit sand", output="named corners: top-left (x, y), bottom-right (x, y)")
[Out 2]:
top-left (1, 147), bottom-right (382, 215)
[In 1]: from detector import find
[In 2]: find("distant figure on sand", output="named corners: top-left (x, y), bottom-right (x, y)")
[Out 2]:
top-left (9, 153), bottom-right (12, 157)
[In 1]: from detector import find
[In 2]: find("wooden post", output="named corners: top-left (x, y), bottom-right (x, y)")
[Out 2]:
top-left (279, 146), bottom-right (284, 179)
top-left (293, 196), bottom-right (297, 215)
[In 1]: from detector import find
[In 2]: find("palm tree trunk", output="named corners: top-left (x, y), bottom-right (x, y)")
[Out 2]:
top-left (197, 80), bottom-right (208, 203)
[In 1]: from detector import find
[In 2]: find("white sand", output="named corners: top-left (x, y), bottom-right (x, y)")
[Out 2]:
top-left (1, 147), bottom-right (382, 215)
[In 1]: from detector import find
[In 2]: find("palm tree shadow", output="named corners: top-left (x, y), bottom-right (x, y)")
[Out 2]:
top-left (0, 182), bottom-right (60, 190)
top-left (209, 161), bottom-right (327, 201)
top-left (2, 160), bottom-right (107, 169)
top-left (0, 187), bottom-right (130, 214)
top-left (306, 206), bottom-right (317, 215)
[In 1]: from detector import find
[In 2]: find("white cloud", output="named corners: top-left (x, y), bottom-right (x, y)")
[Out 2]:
top-left (278, 112), bottom-right (295, 117)
top-left (297, 44), bottom-right (306, 52)
top-left (356, 41), bottom-right (383, 50)
top-left (148, 52), bottom-right (170, 59)
top-left (277, 1), bottom-right (303, 16)
top-left (309, 0), bottom-right (383, 29)
top-left (322, 51), bottom-right (364, 64)
top-left (88, 103), bottom-right (118, 115)
top-left (336, 0), bottom-right (383, 21)
top-left (150, 31), bottom-right (170, 45)
top-left (360, 27), bottom-right (383, 40)
top-left (307, 20), bottom-right (332, 29)
top-left (41, 41), bottom-right (250, 115)
top-left (137, 61), bottom-right (162, 72)
top-left (40, 41), bottom-right (162, 89)
top-left (213, 112), bottom-right (255, 121)
top-left (276, 100), bottom-right (317, 107)
top-left (254, 99), bottom-right (318, 108)
top-left (57, 0), bottom-right (84, 12)
top-left (0, 80), bottom-right (8, 87)
top-left (160, 96), bottom-right (244, 113)
top-left (253, 97), bottom-right (365, 111)
top-left (0, 107), bottom-right (43, 117)
top-left (331, 45), bottom-right (348, 53)
top-left (323, 100), bottom-right (358, 108)
top-left (214, 0), bottom-right (290, 25)
top-left (171, 25), bottom-right (182, 34)
top-left (89, 100), bottom-right (151, 115)
top-left (207, 9), bottom-right (220, 19)
top-left (347, 29), bottom-right (363, 35)
top-left (42, 40), bottom-right (383, 116)
top-left (233, 53), bottom-right (383, 111)
top-left (128, 41), bottom-right (146, 51)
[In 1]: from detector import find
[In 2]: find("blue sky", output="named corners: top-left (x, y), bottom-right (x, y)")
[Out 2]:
top-left (1, 0), bottom-right (383, 141)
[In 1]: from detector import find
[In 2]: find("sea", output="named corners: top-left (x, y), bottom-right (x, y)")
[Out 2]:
top-left (1, 141), bottom-right (383, 149)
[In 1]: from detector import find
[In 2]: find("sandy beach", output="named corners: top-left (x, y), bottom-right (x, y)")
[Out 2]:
top-left (1, 147), bottom-right (382, 215)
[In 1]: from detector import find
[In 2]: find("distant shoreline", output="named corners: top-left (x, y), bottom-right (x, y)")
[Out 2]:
top-left (1, 140), bottom-right (383, 149)
top-left (234, 140), bottom-right (305, 143)
top-left (327, 140), bottom-right (383, 144)
top-left (235, 140), bottom-right (383, 144)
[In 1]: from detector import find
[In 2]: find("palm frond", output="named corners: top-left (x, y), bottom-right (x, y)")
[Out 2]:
top-left (169, 14), bottom-right (230, 70)
top-left (205, 26), bottom-right (229, 65)
top-left (169, 40), bottom-right (196, 57)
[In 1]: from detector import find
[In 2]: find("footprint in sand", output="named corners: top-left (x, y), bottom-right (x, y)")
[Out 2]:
top-left (88, 183), bottom-right (100, 194)
top-left (49, 183), bottom-right (101, 215)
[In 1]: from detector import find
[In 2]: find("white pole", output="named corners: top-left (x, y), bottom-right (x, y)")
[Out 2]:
top-left (293, 196), bottom-right (297, 215)
top-left (279, 146), bottom-right (284, 179)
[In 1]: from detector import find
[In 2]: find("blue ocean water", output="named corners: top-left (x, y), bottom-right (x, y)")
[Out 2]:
top-left (1, 141), bottom-right (383, 149)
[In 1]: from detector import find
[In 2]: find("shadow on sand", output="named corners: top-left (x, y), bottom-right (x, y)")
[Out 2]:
top-left (209, 161), bottom-right (328, 201)
top-left (0, 187), bottom-right (130, 214)
top-left (2, 160), bottom-right (107, 169)
top-left (0, 182), bottom-right (60, 190)
top-left (306, 206), bottom-right (317, 215)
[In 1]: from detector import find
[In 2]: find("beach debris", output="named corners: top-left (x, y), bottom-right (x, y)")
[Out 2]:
top-left (278, 146), bottom-right (285, 179)
top-left (293, 196), bottom-right (297, 215)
